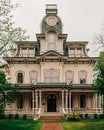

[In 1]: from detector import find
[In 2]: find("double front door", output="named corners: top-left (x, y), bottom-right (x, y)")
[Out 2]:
top-left (47, 94), bottom-right (56, 112)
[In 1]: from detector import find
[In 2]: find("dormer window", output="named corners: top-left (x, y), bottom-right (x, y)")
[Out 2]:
top-left (69, 48), bottom-right (83, 57)
top-left (29, 48), bottom-right (34, 57)
top-left (20, 48), bottom-right (34, 57)
top-left (22, 48), bottom-right (27, 57)
top-left (76, 48), bottom-right (82, 57)
top-left (69, 48), bottom-right (74, 57)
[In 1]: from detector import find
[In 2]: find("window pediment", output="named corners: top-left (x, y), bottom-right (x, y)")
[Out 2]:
top-left (41, 50), bottom-right (62, 57)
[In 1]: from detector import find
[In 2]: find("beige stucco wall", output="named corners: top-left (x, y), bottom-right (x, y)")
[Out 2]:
top-left (9, 64), bottom-right (40, 83)
top-left (9, 62), bottom-right (94, 84)
top-left (63, 64), bottom-right (93, 84)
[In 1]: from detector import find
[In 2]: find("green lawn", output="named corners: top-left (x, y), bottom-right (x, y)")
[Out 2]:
top-left (61, 120), bottom-right (104, 130)
top-left (0, 120), bottom-right (44, 130)
top-left (0, 120), bottom-right (104, 130)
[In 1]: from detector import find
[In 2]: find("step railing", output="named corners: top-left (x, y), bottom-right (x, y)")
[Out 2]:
top-left (32, 108), bottom-right (41, 120)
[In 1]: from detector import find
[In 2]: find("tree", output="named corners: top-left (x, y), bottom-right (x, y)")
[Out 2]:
top-left (93, 26), bottom-right (104, 52)
top-left (0, 66), bottom-right (20, 114)
top-left (93, 52), bottom-right (104, 113)
top-left (0, 0), bottom-right (29, 57)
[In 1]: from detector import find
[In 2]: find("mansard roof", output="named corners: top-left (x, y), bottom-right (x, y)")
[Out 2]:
top-left (65, 41), bottom-right (88, 46)
top-left (15, 41), bottom-right (38, 46)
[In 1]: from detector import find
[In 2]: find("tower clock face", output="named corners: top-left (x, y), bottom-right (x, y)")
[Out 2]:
top-left (46, 16), bottom-right (57, 26)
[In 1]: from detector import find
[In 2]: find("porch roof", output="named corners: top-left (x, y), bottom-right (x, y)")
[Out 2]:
top-left (17, 82), bottom-right (95, 90)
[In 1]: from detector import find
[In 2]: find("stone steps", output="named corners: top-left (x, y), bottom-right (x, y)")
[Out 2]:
top-left (40, 113), bottom-right (63, 121)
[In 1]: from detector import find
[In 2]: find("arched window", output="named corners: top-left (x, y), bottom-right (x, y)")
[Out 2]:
top-left (17, 73), bottom-right (23, 83)
top-left (65, 70), bottom-right (74, 83)
top-left (79, 70), bottom-right (87, 84)
top-left (30, 71), bottom-right (38, 83)
top-left (44, 68), bottom-right (59, 82)
top-left (80, 94), bottom-right (86, 108)
top-left (47, 31), bottom-right (56, 50)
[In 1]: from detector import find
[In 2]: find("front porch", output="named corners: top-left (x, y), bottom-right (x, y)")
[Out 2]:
top-left (4, 83), bottom-right (103, 117)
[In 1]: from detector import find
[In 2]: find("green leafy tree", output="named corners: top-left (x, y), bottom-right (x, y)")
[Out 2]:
top-left (0, 66), bottom-right (20, 114)
top-left (0, 0), bottom-right (29, 57)
top-left (93, 52), bottom-right (104, 113)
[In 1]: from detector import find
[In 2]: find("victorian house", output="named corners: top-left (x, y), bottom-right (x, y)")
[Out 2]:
top-left (4, 4), bottom-right (102, 118)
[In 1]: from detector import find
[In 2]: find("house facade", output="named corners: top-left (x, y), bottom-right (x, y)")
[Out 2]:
top-left (4, 4), bottom-right (102, 116)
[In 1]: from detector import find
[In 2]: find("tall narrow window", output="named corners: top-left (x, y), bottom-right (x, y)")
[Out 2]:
top-left (44, 69), bottom-right (59, 82)
top-left (80, 94), bottom-right (86, 108)
top-left (65, 70), bottom-right (74, 83)
top-left (17, 94), bottom-right (23, 108)
top-left (21, 48), bottom-right (28, 57)
top-left (47, 32), bottom-right (56, 50)
top-left (45, 70), bottom-right (51, 82)
top-left (76, 48), bottom-right (82, 57)
top-left (17, 73), bottom-right (23, 83)
top-left (79, 70), bottom-right (87, 84)
top-left (29, 48), bottom-right (34, 57)
top-left (30, 71), bottom-right (38, 83)
top-left (69, 48), bottom-right (75, 57)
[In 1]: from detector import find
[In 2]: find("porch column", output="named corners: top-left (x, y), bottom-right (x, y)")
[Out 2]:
top-left (39, 90), bottom-right (42, 108)
top-left (101, 95), bottom-right (103, 108)
top-left (65, 90), bottom-right (68, 108)
top-left (69, 90), bottom-right (71, 113)
top-left (98, 95), bottom-right (101, 108)
top-left (93, 94), bottom-right (95, 108)
top-left (95, 94), bottom-right (97, 108)
top-left (99, 95), bottom-right (102, 108)
top-left (35, 90), bottom-right (38, 108)
top-left (4, 91), bottom-right (7, 108)
top-left (32, 91), bottom-right (35, 112)
top-left (62, 90), bottom-right (64, 108)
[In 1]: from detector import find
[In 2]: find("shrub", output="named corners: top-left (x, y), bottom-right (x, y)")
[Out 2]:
top-left (99, 114), bottom-right (104, 119)
top-left (23, 114), bottom-right (27, 120)
top-left (14, 113), bottom-right (19, 119)
top-left (80, 114), bottom-right (83, 119)
top-left (0, 105), bottom-right (4, 115)
top-left (66, 113), bottom-right (80, 121)
top-left (8, 114), bottom-right (13, 119)
top-left (94, 113), bottom-right (98, 119)
top-left (0, 114), bottom-right (5, 119)
top-left (85, 113), bottom-right (89, 119)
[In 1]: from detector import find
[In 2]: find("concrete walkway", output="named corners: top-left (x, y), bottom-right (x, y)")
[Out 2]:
top-left (41, 122), bottom-right (64, 130)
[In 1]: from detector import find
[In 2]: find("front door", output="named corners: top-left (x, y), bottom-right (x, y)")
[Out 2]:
top-left (47, 94), bottom-right (56, 112)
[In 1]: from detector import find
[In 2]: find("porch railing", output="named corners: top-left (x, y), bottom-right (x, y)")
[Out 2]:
top-left (62, 108), bottom-right (103, 114)
top-left (5, 108), bottom-right (40, 114)
top-left (5, 108), bottom-right (42, 120)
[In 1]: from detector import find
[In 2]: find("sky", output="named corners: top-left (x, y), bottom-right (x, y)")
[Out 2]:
top-left (12, 0), bottom-right (104, 56)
